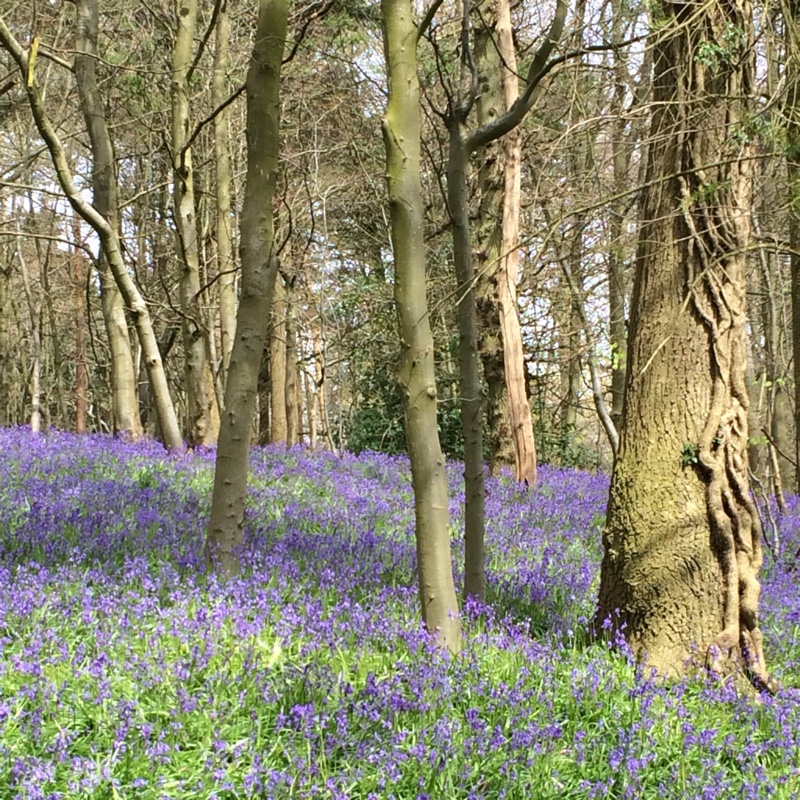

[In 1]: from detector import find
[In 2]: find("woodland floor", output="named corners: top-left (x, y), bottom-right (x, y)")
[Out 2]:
top-left (0, 428), bottom-right (799, 798)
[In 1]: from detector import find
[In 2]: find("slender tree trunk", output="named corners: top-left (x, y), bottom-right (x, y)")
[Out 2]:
top-left (73, 0), bottom-right (142, 440)
top-left (172, 0), bottom-right (220, 446)
top-left (269, 274), bottom-right (288, 443)
top-left (382, 0), bottom-right (461, 651)
top-left (16, 242), bottom-right (42, 433)
top-left (596, 0), bottom-right (772, 690)
top-left (784, 0), bottom-right (800, 495)
top-left (285, 278), bottom-right (300, 445)
top-left (206, 0), bottom-right (287, 575)
top-left (447, 117), bottom-right (486, 603)
top-left (213, 0), bottom-right (236, 390)
top-left (72, 216), bottom-right (88, 434)
top-left (559, 227), bottom-right (583, 431)
top-left (0, 254), bottom-right (11, 427)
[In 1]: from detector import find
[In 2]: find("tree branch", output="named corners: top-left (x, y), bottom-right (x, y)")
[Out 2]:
top-left (467, 0), bottom-right (568, 152)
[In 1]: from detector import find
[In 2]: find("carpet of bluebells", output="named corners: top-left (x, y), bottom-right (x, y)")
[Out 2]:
top-left (1, 428), bottom-right (800, 799)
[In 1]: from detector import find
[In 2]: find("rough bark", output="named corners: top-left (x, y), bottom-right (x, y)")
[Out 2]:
top-left (596, 0), bottom-right (772, 690)
top-left (73, 0), bottom-right (142, 440)
top-left (205, 0), bottom-right (287, 575)
top-left (474, 0), bottom-right (537, 485)
top-left (172, 0), bottom-right (220, 446)
top-left (213, 0), bottom-right (236, 390)
top-left (382, 0), bottom-right (461, 651)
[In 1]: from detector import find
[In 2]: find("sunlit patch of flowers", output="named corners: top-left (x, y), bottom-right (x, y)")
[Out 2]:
top-left (0, 427), bottom-right (799, 798)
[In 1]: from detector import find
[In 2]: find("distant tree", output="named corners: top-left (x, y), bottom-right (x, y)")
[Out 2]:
top-left (74, 0), bottom-right (143, 440)
top-left (0, 14), bottom-right (184, 450)
top-left (596, 0), bottom-right (774, 690)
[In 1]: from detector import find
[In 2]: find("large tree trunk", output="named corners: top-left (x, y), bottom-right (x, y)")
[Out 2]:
top-left (474, 0), bottom-right (537, 485)
top-left (73, 0), bottom-right (142, 440)
top-left (596, 0), bottom-right (772, 690)
top-left (382, 0), bottom-right (461, 652)
top-left (205, 0), bottom-right (287, 575)
top-left (172, 0), bottom-right (220, 446)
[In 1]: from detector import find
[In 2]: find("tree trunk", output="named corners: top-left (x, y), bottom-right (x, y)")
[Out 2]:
top-left (269, 273), bottom-right (288, 443)
top-left (72, 216), bottom-right (88, 434)
top-left (285, 277), bottom-right (300, 445)
top-left (213, 0), bottom-right (236, 391)
top-left (16, 241), bottom-right (42, 433)
top-left (172, 0), bottom-right (220, 446)
top-left (597, 0), bottom-right (772, 690)
top-left (205, 0), bottom-right (287, 575)
top-left (787, 0), bottom-right (800, 495)
top-left (474, 0), bottom-right (537, 485)
top-left (382, 0), bottom-right (461, 651)
top-left (73, 0), bottom-right (142, 440)
top-left (447, 118), bottom-right (486, 603)
top-left (0, 254), bottom-right (11, 427)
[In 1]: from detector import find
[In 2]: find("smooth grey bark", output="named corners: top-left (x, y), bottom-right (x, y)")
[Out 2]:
top-left (382, 0), bottom-right (461, 651)
top-left (206, 0), bottom-right (287, 575)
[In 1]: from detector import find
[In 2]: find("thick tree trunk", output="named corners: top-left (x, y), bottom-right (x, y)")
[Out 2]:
top-left (206, 0), bottom-right (287, 575)
top-left (474, 0), bottom-right (537, 485)
top-left (596, 0), bottom-right (771, 689)
top-left (213, 1), bottom-right (236, 391)
top-left (172, 0), bottom-right (220, 446)
top-left (382, 0), bottom-right (461, 651)
top-left (73, 0), bottom-right (142, 440)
